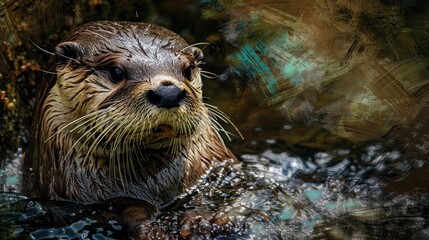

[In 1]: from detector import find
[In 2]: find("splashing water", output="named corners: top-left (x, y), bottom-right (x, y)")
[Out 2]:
top-left (1, 138), bottom-right (428, 239)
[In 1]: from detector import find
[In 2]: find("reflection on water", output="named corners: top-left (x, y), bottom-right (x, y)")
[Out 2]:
top-left (1, 138), bottom-right (429, 239)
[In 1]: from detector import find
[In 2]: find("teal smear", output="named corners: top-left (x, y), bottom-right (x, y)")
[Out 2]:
top-left (345, 200), bottom-right (360, 209)
top-left (6, 176), bottom-right (18, 185)
top-left (304, 189), bottom-right (322, 203)
top-left (273, 33), bottom-right (319, 86)
top-left (279, 207), bottom-right (294, 220)
top-left (304, 220), bottom-right (317, 228)
top-left (304, 213), bottom-right (322, 229)
top-left (231, 43), bottom-right (278, 94)
top-left (325, 202), bottom-right (338, 210)
top-left (230, 31), bottom-right (322, 94)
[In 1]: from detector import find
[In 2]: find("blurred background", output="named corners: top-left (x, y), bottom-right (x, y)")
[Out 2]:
top-left (1, 0), bottom-right (429, 239)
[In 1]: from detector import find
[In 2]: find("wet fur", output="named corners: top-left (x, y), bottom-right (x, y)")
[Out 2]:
top-left (22, 21), bottom-right (236, 207)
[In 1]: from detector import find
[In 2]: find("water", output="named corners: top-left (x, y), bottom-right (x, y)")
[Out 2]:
top-left (1, 137), bottom-right (428, 239)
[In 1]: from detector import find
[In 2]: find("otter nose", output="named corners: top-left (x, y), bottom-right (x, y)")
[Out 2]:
top-left (147, 84), bottom-right (186, 109)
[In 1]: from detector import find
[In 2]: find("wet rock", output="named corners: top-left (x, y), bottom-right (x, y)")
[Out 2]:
top-left (213, 211), bottom-right (229, 226)
top-left (179, 222), bottom-right (192, 238)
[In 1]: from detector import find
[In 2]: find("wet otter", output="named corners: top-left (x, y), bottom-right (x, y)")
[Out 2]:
top-left (22, 21), bottom-right (237, 207)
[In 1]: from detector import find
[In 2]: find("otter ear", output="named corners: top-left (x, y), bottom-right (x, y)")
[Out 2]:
top-left (189, 47), bottom-right (204, 63)
top-left (54, 41), bottom-right (83, 64)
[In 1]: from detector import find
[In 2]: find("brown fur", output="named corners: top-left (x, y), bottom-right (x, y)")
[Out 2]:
top-left (22, 21), bottom-right (236, 207)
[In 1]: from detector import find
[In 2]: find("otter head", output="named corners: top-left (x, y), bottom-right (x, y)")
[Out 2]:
top-left (48, 21), bottom-right (207, 154)
top-left (23, 21), bottom-right (237, 203)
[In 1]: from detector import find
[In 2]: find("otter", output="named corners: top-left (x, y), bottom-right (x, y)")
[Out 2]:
top-left (22, 21), bottom-right (237, 208)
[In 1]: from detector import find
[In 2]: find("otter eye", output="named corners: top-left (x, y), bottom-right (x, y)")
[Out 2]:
top-left (184, 65), bottom-right (194, 80)
top-left (109, 66), bottom-right (125, 83)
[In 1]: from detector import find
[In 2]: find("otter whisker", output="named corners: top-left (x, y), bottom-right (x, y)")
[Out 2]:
top-left (210, 116), bottom-right (239, 141)
top-left (77, 114), bottom-right (118, 161)
top-left (111, 147), bottom-right (121, 188)
top-left (165, 126), bottom-right (175, 156)
top-left (140, 123), bottom-right (149, 145)
top-left (136, 108), bottom-right (154, 144)
top-left (56, 50), bottom-right (82, 64)
top-left (207, 113), bottom-right (233, 134)
top-left (136, 104), bottom-right (152, 138)
top-left (73, 113), bottom-right (114, 135)
top-left (174, 117), bottom-right (185, 156)
top-left (111, 117), bottom-right (137, 187)
top-left (178, 112), bottom-right (193, 141)
top-left (64, 114), bottom-right (115, 161)
top-left (127, 143), bottom-right (137, 185)
top-left (63, 114), bottom-right (113, 156)
top-left (203, 117), bottom-right (229, 152)
top-left (122, 142), bottom-right (129, 186)
top-left (170, 140), bottom-right (176, 159)
top-left (30, 38), bottom-right (55, 56)
top-left (81, 114), bottom-right (120, 158)
top-left (45, 108), bottom-right (109, 142)
top-left (207, 113), bottom-right (238, 141)
top-left (186, 116), bottom-right (196, 139)
top-left (124, 115), bottom-right (141, 144)
top-left (205, 104), bottom-right (241, 132)
top-left (134, 141), bottom-right (147, 170)
top-left (30, 38), bottom-right (84, 65)
top-left (204, 103), bottom-right (230, 118)
top-left (169, 113), bottom-right (185, 157)
top-left (112, 117), bottom-right (131, 151)
top-left (205, 103), bottom-right (243, 139)
top-left (117, 126), bottom-right (134, 188)
top-left (79, 116), bottom-right (124, 185)
top-left (180, 42), bottom-right (210, 52)
top-left (201, 71), bottom-right (219, 79)
top-left (166, 137), bottom-right (176, 157)
top-left (173, 139), bottom-right (181, 158)
top-left (107, 114), bottom-right (144, 188)
top-left (108, 107), bottom-right (140, 149)
top-left (206, 107), bottom-right (229, 123)
top-left (127, 144), bottom-right (141, 184)
top-left (35, 68), bottom-right (59, 75)
top-left (104, 117), bottom-right (127, 150)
